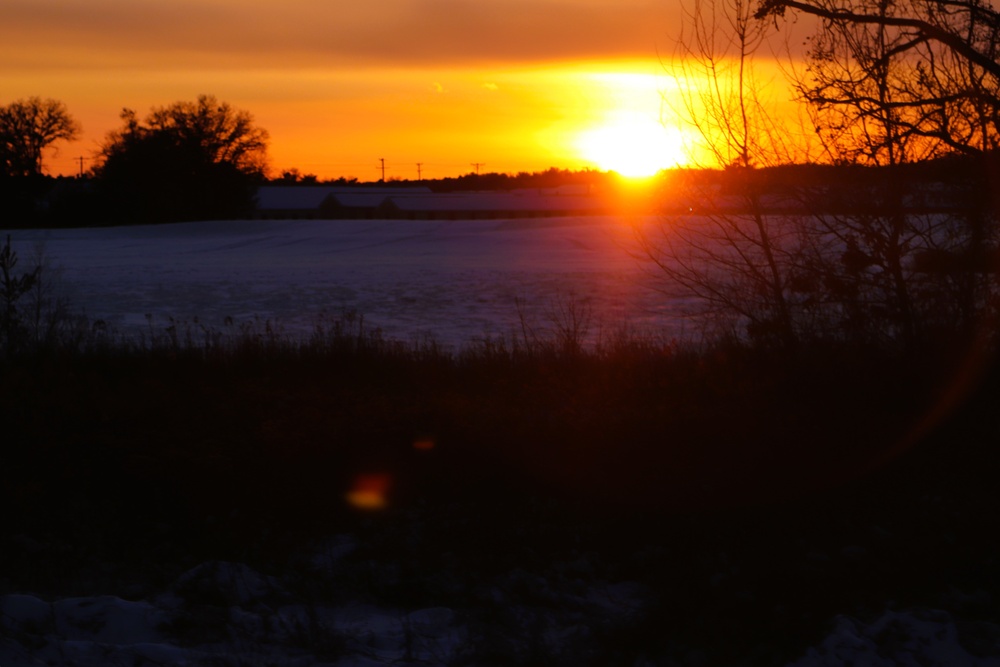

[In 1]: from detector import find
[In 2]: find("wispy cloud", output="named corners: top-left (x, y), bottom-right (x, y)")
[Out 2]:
top-left (1, 0), bottom-right (681, 70)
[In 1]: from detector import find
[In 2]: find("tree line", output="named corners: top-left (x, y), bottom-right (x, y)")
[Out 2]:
top-left (0, 95), bottom-right (269, 225)
top-left (0, 95), bottom-right (633, 225)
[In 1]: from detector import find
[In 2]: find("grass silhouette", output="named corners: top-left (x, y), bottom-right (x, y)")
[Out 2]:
top-left (1, 309), bottom-right (997, 663)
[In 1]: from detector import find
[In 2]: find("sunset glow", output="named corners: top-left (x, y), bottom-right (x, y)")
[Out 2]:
top-left (0, 0), bottom-right (705, 180)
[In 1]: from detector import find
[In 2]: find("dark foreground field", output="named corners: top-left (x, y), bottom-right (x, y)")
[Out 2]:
top-left (2, 334), bottom-right (999, 665)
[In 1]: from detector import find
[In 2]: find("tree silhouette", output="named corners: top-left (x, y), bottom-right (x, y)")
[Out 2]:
top-left (638, 0), bottom-right (999, 349)
top-left (637, 0), bottom-right (810, 347)
top-left (762, 0), bottom-right (1000, 158)
top-left (0, 97), bottom-right (80, 178)
top-left (758, 0), bottom-right (1000, 86)
top-left (0, 235), bottom-right (39, 355)
top-left (765, 0), bottom-right (1000, 345)
top-left (95, 95), bottom-right (269, 223)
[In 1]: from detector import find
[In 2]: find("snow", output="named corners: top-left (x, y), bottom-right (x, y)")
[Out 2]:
top-left (789, 609), bottom-right (1000, 666)
top-left (171, 560), bottom-right (285, 606)
top-left (2, 216), bottom-right (684, 347)
top-left (6, 581), bottom-right (996, 666)
top-left (0, 554), bottom-right (647, 666)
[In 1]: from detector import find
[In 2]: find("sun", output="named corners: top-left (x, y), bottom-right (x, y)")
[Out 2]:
top-left (576, 112), bottom-right (688, 177)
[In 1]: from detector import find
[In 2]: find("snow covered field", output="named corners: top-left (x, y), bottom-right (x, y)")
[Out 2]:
top-left (4, 216), bottom-right (685, 347)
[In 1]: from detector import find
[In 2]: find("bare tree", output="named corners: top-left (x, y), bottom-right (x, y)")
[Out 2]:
top-left (757, 0), bottom-right (1000, 75)
top-left (765, 0), bottom-right (1000, 345)
top-left (142, 95), bottom-right (270, 176)
top-left (637, 0), bottom-right (999, 349)
top-left (638, 0), bottom-right (810, 347)
top-left (758, 0), bottom-right (1000, 155)
top-left (792, 0), bottom-right (924, 346)
top-left (0, 97), bottom-right (80, 177)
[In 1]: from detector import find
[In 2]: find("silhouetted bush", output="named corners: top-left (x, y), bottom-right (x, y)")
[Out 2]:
top-left (93, 96), bottom-right (269, 224)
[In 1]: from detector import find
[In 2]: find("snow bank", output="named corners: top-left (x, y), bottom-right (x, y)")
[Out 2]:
top-left (790, 609), bottom-right (1000, 666)
top-left (4, 548), bottom-right (998, 665)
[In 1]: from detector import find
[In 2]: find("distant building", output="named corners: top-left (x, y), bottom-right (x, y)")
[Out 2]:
top-left (254, 185), bottom-right (630, 220)
top-left (378, 191), bottom-right (613, 220)
top-left (254, 186), bottom-right (431, 219)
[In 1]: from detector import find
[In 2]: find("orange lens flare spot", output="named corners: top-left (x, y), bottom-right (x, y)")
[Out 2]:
top-left (413, 437), bottom-right (436, 451)
top-left (346, 473), bottom-right (392, 510)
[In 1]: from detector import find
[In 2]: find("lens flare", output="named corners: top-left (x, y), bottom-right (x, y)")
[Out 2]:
top-left (346, 473), bottom-right (392, 510)
top-left (413, 436), bottom-right (436, 451)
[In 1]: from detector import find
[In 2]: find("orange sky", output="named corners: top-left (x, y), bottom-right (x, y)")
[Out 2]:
top-left (1, 0), bottom-right (801, 179)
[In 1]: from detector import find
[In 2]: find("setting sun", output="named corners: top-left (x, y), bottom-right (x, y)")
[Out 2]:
top-left (576, 113), bottom-right (688, 177)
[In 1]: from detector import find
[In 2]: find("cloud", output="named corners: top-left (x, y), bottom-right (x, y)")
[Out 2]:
top-left (482, 83), bottom-right (500, 91)
top-left (0, 0), bottom-right (684, 71)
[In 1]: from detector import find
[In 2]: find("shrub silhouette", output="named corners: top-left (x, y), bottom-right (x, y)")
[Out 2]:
top-left (94, 96), bottom-right (269, 223)
top-left (0, 234), bottom-right (39, 355)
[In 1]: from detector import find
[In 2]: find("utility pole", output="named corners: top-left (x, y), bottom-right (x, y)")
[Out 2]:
top-left (471, 162), bottom-right (485, 176)
top-left (379, 157), bottom-right (386, 183)
top-left (75, 156), bottom-right (87, 178)
top-left (416, 162), bottom-right (423, 181)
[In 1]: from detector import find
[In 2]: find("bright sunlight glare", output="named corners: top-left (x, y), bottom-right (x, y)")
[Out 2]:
top-left (576, 112), bottom-right (688, 177)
